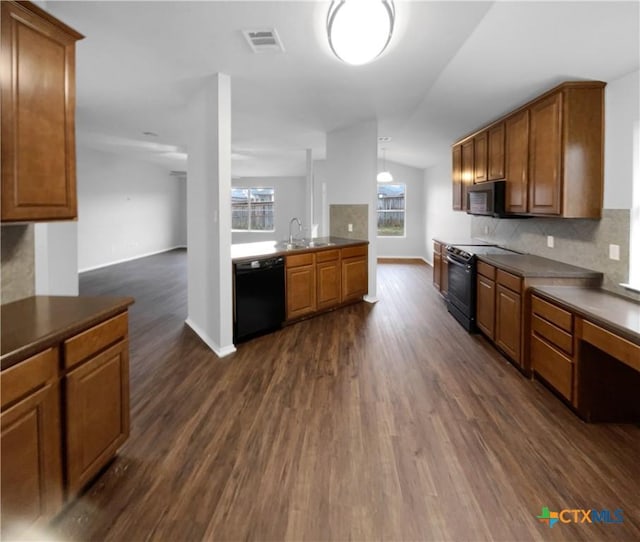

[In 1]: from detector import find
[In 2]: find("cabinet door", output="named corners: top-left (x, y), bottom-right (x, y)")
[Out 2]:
top-left (476, 275), bottom-right (495, 339)
top-left (487, 123), bottom-right (505, 180)
top-left (433, 252), bottom-right (441, 290)
top-left (474, 132), bottom-right (488, 183)
top-left (441, 256), bottom-right (449, 296)
top-left (342, 257), bottom-right (367, 302)
top-left (461, 140), bottom-right (474, 211)
top-left (495, 285), bottom-right (522, 364)
top-left (286, 264), bottom-right (316, 319)
top-left (529, 92), bottom-right (562, 215)
top-left (317, 260), bottom-right (341, 310)
top-left (1, 382), bottom-right (63, 535)
top-left (65, 340), bottom-right (130, 496)
top-left (1, 2), bottom-right (82, 222)
top-left (452, 145), bottom-right (463, 210)
top-left (504, 110), bottom-right (529, 213)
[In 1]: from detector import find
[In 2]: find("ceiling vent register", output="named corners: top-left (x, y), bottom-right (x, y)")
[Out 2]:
top-left (243, 29), bottom-right (285, 53)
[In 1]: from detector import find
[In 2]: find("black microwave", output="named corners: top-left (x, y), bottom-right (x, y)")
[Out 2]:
top-left (466, 180), bottom-right (507, 217)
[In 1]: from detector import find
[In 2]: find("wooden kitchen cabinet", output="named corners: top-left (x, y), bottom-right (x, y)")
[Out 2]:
top-left (495, 283), bottom-right (522, 365)
top-left (286, 253), bottom-right (316, 320)
top-left (452, 145), bottom-right (463, 210)
top-left (316, 250), bottom-right (341, 311)
top-left (476, 272), bottom-right (496, 339)
top-left (341, 245), bottom-right (368, 302)
top-left (473, 131), bottom-right (488, 183)
top-left (487, 123), bottom-right (505, 181)
top-left (504, 110), bottom-right (529, 213)
top-left (452, 81), bottom-right (604, 218)
top-left (460, 139), bottom-right (474, 211)
top-left (65, 340), bottom-right (130, 496)
top-left (1, 348), bottom-right (63, 536)
top-left (1, 1), bottom-right (83, 222)
top-left (433, 242), bottom-right (442, 290)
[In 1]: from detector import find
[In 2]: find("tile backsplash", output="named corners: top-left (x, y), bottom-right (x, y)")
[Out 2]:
top-left (330, 204), bottom-right (368, 240)
top-left (471, 209), bottom-right (638, 301)
top-left (1, 224), bottom-right (35, 304)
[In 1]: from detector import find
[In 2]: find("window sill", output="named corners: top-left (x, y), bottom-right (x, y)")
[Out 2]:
top-left (620, 283), bottom-right (640, 294)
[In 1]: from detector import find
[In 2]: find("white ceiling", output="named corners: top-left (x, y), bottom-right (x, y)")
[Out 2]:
top-left (47, 0), bottom-right (639, 177)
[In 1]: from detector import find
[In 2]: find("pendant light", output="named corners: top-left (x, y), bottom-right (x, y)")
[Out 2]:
top-left (327, 0), bottom-right (395, 66)
top-left (377, 148), bottom-right (393, 183)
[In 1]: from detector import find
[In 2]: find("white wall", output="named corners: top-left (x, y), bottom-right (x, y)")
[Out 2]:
top-left (423, 160), bottom-right (472, 265)
top-left (77, 146), bottom-right (186, 272)
top-left (324, 120), bottom-right (378, 300)
top-left (231, 177), bottom-right (307, 244)
top-left (376, 160), bottom-right (426, 260)
top-left (604, 69), bottom-right (639, 209)
top-left (35, 222), bottom-right (78, 295)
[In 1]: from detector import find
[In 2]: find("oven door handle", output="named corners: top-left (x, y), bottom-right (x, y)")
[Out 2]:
top-left (446, 255), bottom-right (472, 270)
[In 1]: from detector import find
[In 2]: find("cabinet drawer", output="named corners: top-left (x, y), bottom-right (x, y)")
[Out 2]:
top-left (64, 312), bottom-right (129, 370)
top-left (316, 249), bottom-right (340, 263)
top-left (477, 261), bottom-right (496, 280)
top-left (1, 348), bottom-right (58, 410)
top-left (496, 269), bottom-right (521, 293)
top-left (532, 295), bottom-right (572, 332)
top-left (532, 314), bottom-right (573, 355)
top-left (341, 244), bottom-right (367, 259)
top-left (580, 319), bottom-right (640, 372)
top-left (531, 335), bottom-right (573, 401)
top-left (286, 252), bottom-right (314, 268)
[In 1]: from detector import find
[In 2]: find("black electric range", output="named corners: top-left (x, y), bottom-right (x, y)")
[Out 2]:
top-left (445, 244), bottom-right (521, 331)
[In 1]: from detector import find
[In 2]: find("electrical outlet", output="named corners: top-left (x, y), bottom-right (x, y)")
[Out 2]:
top-left (609, 244), bottom-right (620, 261)
top-left (547, 236), bottom-right (554, 248)
top-left (348, 223), bottom-right (353, 232)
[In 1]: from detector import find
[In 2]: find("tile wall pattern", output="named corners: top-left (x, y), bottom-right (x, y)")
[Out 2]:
top-left (330, 204), bottom-right (368, 240)
top-left (1, 225), bottom-right (35, 304)
top-left (471, 209), bottom-right (639, 300)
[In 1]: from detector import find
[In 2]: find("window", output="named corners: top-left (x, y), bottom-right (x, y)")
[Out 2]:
top-left (232, 187), bottom-right (275, 232)
top-left (377, 183), bottom-right (406, 237)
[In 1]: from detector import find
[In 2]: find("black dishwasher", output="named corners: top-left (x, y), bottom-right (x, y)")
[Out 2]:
top-left (233, 256), bottom-right (285, 343)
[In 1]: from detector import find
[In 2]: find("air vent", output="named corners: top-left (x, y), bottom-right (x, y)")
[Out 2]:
top-left (242, 29), bottom-right (285, 53)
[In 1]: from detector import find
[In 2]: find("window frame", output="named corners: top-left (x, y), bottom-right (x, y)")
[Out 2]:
top-left (231, 187), bottom-right (275, 233)
top-left (376, 182), bottom-right (407, 239)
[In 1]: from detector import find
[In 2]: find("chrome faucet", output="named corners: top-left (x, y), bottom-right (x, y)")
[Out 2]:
top-left (289, 217), bottom-right (302, 244)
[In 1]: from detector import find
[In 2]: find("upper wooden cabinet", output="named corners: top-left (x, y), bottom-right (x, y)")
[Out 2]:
top-left (452, 81), bottom-right (605, 218)
top-left (1, 1), bottom-right (83, 222)
top-left (452, 145), bottom-right (463, 210)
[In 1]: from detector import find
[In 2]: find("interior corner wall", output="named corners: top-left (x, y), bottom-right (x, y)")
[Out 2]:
top-left (231, 177), bottom-right (306, 244)
top-left (423, 159), bottom-right (472, 264)
top-left (376, 160), bottom-right (426, 260)
top-left (77, 145), bottom-right (186, 272)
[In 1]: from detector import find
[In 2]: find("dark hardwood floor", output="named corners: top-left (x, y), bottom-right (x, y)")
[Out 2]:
top-left (46, 249), bottom-right (639, 541)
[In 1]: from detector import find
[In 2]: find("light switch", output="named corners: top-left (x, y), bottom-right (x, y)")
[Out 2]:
top-left (609, 244), bottom-right (620, 261)
top-left (348, 223), bottom-right (353, 232)
top-left (547, 236), bottom-right (554, 248)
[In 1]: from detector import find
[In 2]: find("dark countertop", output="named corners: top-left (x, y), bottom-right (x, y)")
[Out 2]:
top-left (231, 236), bottom-right (368, 262)
top-left (1, 295), bottom-right (135, 370)
top-left (531, 286), bottom-right (640, 346)
top-left (476, 253), bottom-right (603, 280)
top-left (432, 237), bottom-right (493, 247)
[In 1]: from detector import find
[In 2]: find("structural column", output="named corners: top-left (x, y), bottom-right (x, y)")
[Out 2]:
top-left (186, 73), bottom-right (235, 357)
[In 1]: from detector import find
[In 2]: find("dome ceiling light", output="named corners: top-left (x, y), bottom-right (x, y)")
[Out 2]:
top-left (327, 0), bottom-right (395, 66)
top-left (377, 147), bottom-right (393, 183)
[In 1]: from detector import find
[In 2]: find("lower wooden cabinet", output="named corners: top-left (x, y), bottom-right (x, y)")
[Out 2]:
top-left (476, 274), bottom-right (496, 339)
top-left (0, 309), bottom-right (131, 533)
top-left (1, 352), bottom-right (63, 538)
top-left (495, 284), bottom-right (522, 364)
top-left (65, 340), bottom-right (130, 496)
top-left (433, 251), bottom-right (442, 290)
top-left (317, 250), bottom-right (341, 310)
top-left (286, 263), bottom-right (316, 320)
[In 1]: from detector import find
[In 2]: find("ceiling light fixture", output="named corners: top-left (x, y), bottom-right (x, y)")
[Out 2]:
top-left (377, 148), bottom-right (393, 183)
top-left (327, 0), bottom-right (395, 66)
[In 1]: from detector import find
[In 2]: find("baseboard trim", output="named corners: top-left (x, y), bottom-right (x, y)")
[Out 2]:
top-left (363, 295), bottom-right (379, 304)
top-left (185, 318), bottom-right (236, 358)
top-left (79, 246), bottom-right (187, 273)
